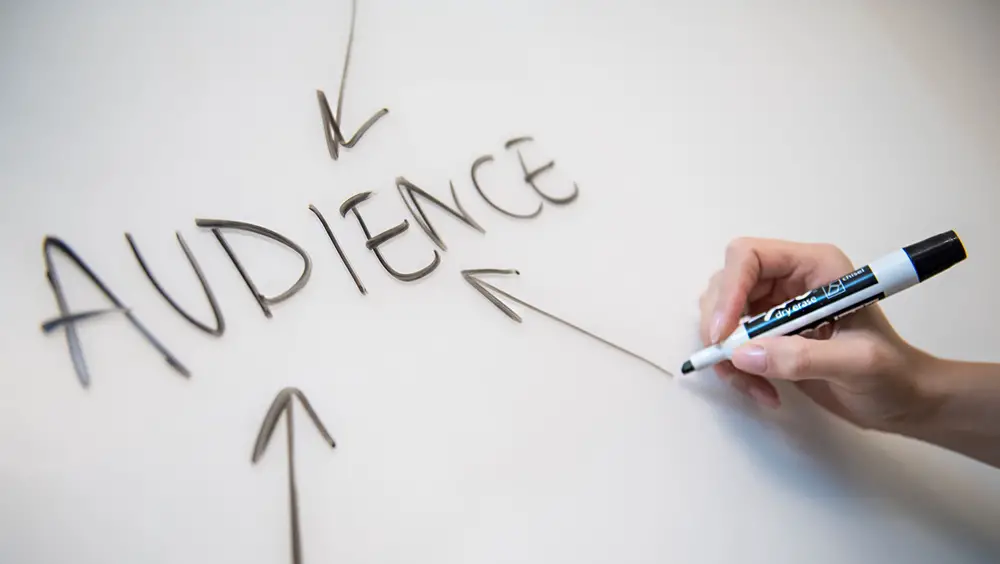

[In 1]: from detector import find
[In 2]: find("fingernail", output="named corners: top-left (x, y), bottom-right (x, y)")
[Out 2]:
top-left (732, 345), bottom-right (767, 375)
top-left (749, 386), bottom-right (779, 409)
top-left (709, 311), bottom-right (725, 343)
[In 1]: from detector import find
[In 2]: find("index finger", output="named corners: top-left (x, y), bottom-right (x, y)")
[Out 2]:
top-left (709, 238), bottom-right (817, 343)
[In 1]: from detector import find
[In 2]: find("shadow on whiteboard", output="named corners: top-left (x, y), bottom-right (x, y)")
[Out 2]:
top-left (680, 371), bottom-right (1000, 560)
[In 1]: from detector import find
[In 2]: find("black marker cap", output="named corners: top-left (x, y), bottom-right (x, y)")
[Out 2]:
top-left (902, 230), bottom-right (967, 282)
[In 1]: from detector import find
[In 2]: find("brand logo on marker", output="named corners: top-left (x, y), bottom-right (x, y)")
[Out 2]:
top-left (763, 291), bottom-right (813, 322)
top-left (823, 279), bottom-right (845, 298)
top-left (743, 266), bottom-right (879, 338)
top-left (769, 295), bottom-right (819, 321)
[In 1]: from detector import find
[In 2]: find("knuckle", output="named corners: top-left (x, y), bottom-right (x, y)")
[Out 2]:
top-left (856, 340), bottom-right (888, 373)
top-left (817, 243), bottom-right (852, 267)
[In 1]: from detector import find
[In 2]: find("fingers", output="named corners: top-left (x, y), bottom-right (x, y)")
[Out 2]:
top-left (699, 271), bottom-right (722, 345)
top-left (698, 237), bottom-right (860, 409)
top-left (716, 362), bottom-right (780, 409)
top-left (699, 270), bottom-right (775, 345)
top-left (709, 238), bottom-right (798, 343)
top-left (709, 241), bottom-right (762, 343)
top-left (747, 277), bottom-right (777, 304)
top-left (708, 238), bottom-right (854, 344)
top-left (731, 334), bottom-right (893, 386)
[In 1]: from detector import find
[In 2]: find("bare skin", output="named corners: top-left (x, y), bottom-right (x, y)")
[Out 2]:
top-left (699, 237), bottom-right (1000, 469)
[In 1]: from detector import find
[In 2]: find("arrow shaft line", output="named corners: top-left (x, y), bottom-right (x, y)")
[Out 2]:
top-left (252, 388), bottom-right (336, 564)
top-left (477, 280), bottom-right (674, 378)
top-left (317, 0), bottom-right (388, 160)
top-left (335, 0), bottom-right (357, 125)
top-left (287, 403), bottom-right (303, 564)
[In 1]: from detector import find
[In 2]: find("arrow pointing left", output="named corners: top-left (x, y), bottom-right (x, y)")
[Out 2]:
top-left (252, 387), bottom-right (336, 564)
top-left (462, 268), bottom-right (674, 378)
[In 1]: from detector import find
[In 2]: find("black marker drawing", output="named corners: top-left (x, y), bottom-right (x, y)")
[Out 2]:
top-left (462, 269), bottom-right (673, 378)
top-left (504, 137), bottom-right (534, 150)
top-left (41, 237), bottom-right (190, 387)
top-left (470, 154), bottom-right (543, 219)
top-left (506, 136), bottom-right (579, 205)
top-left (340, 191), bottom-right (441, 281)
top-left (126, 232), bottom-right (226, 336)
top-left (518, 153), bottom-right (579, 205)
top-left (317, 0), bottom-right (388, 161)
top-left (195, 219), bottom-right (312, 319)
top-left (252, 387), bottom-right (337, 564)
top-left (396, 176), bottom-right (485, 251)
top-left (41, 307), bottom-right (129, 333)
top-left (308, 204), bottom-right (367, 295)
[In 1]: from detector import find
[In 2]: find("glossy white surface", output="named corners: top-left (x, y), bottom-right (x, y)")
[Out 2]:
top-left (2, 1), bottom-right (999, 562)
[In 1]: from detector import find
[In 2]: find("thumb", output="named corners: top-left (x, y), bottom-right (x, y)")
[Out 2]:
top-left (731, 335), bottom-right (881, 383)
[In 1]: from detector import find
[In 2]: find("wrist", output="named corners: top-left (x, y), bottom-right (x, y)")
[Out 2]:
top-left (879, 345), bottom-right (947, 435)
top-left (892, 349), bottom-right (949, 434)
top-left (894, 352), bottom-right (1000, 468)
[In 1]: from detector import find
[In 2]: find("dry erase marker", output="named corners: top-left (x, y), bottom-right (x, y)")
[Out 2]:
top-left (680, 230), bottom-right (967, 375)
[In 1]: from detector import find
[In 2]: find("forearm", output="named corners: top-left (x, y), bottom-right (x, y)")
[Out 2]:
top-left (904, 356), bottom-right (1000, 468)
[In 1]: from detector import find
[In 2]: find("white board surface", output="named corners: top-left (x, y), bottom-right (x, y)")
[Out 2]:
top-left (2, 1), bottom-right (1000, 563)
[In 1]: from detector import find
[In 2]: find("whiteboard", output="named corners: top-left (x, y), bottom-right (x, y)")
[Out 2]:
top-left (2, 1), bottom-right (999, 563)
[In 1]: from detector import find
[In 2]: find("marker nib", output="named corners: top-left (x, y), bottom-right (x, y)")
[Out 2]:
top-left (680, 360), bottom-right (694, 375)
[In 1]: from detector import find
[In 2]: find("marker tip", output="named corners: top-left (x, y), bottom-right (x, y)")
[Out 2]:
top-left (680, 360), bottom-right (694, 375)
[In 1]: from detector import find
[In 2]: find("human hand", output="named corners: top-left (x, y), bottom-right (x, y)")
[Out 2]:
top-left (698, 238), bottom-right (938, 432)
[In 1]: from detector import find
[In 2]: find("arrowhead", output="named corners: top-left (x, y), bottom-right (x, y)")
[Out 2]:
top-left (461, 269), bottom-right (523, 322)
top-left (252, 387), bottom-right (336, 463)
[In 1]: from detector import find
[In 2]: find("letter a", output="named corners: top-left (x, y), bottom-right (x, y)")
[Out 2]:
top-left (41, 236), bottom-right (189, 388)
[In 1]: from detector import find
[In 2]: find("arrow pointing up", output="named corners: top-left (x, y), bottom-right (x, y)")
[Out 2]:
top-left (461, 269), bottom-right (674, 378)
top-left (252, 387), bottom-right (336, 564)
